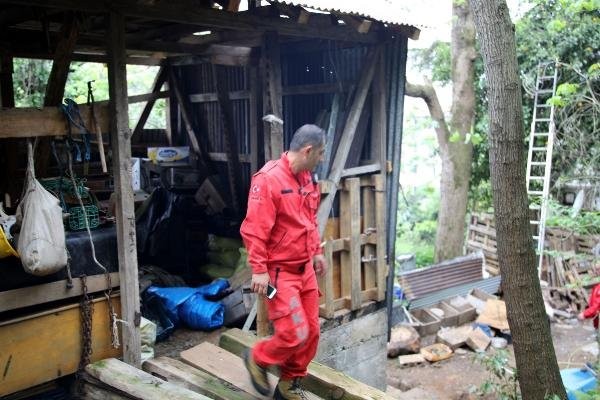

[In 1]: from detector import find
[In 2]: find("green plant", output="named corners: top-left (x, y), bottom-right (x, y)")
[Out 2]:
top-left (473, 349), bottom-right (521, 400)
top-left (546, 199), bottom-right (600, 235)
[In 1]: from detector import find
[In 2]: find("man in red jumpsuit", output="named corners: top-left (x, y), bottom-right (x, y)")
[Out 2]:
top-left (578, 283), bottom-right (600, 329)
top-left (240, 124), bottom-right (328, 400)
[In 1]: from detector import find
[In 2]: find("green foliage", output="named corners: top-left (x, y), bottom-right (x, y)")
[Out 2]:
top-left (545, 199), bottom-right (600, 235)
top-left (395, 185), bottom-right (439, 267)
top-left (473, 350), bottom-right (521, 400)
top-left (574, 385), bottom-right (600, 400)
top-left (12, 59), bottom-right (165, 129)
top-left (410, 41), bottom-right (452, 86)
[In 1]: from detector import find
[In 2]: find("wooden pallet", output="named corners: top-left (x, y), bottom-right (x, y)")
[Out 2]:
top-left (466, 213), bottom-right (499, 275)
top-left (318, 174), bottom-right (387, 318)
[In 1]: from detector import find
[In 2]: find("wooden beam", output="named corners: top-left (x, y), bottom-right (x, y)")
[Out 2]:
top-left (214, 64), bottom-right (244, 211)
top-left (36, 12), bottom-right (79, 176)
top-left (1, 0), bottom-right (382, 43)
top-left (362, 182), bottom-right (377, 291)
top-left (142, 357), bottom-right (257, 400)
top-left (262, 30), bottom-right (283, 160)
top-left (248, 66), bottom-right (259, 173)
top-left (0, 52), bottom-right (18, 207)
top-left (340, 163), bottom-right (381, 178)
top-left (132, 66), bottom-right (167, 142)
top-left (338, 15), bottom-right (373, 34)
top-left (0, 272), bottom-right (120, 313)
top-left (219, 328), bottom-right (396, 400)
top-left (107, 10), bottom-right (141, 368)
top-left (0, 296), bottom-right (122, 397)
top-left (85, 358), bottom-right (210, 400)
top-left (316, 45), bottom-right (380, 237)
top-left (373, 174), bottom-right (387, 301)
top-left (340, 177), bottom-right (362, 310)
top-left (13, 51), bottom-right (164, 65)
top-left (189, 90), bottom-right (250, 103)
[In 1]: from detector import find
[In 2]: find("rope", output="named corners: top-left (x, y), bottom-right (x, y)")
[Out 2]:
top-left (66, 149), bottom-right (120, 349)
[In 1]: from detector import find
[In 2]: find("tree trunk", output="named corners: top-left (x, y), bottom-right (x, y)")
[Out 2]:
top-left (405, 2), bottom-right (476, 263)
top-left (469, 1), bottom-right (566, 399)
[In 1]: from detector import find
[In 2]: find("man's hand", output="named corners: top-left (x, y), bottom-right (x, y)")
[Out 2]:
top-left (313, 254), bottom-right (328, 277)
top-left (578, 312), bottom-right (585, 321)
top-left (251, 272), bottom-right (270, 296)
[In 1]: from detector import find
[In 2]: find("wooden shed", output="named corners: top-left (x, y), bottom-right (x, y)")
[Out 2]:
top-left (0, 0), bottom-right (419, 395)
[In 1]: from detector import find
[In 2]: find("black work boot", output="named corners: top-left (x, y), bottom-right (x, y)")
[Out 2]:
top-left (243, 349), bottom-right (271, 396)
top-left (273, 378), bottom-right (307, 400)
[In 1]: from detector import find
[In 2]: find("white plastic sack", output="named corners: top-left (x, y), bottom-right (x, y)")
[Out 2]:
top-left (17, 142), bottom-right (68, 276)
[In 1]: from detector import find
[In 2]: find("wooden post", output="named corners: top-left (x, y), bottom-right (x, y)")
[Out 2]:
top-left (0, 52), bottom-right (18, 208)
top-left (132, 66), bottom-right (167, 142)
top-left (362, 182), bottom-right (376, 290)
top-left (36, 13), bottom-right (79, 176)
top-left (107, 11), bottom-right (141, 367)
top-left (340, 178), bottom-right (361, 310)
top-left (262, 30), bottom-right (283, 160)
top-left (317, 46), bottom-right (380, 237)
top-left (318, 240), bottom-right (334, 318)
top-left (248, 66), bottom-right (259, 173)
top-left (374, 174), bottom-right (387, 301)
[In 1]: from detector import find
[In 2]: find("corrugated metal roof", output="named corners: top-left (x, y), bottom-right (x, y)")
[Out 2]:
top-left (270, 0), bottom-right (426, 30)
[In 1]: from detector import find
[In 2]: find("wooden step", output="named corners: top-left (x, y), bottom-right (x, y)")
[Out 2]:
top-left (85, 358), bottom-right (211, 400)
top-left (181, 342), bottom-right (322, 400)
top-left (219, 328), bottom-right (395, 400)
top-left (143, 357), bottom-right (258, 400)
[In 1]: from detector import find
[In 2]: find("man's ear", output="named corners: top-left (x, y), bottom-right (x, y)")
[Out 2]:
top-left (303, 144), bottom-right (313, 156)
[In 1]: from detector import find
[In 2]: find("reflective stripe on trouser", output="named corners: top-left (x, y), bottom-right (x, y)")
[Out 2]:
top-left (252, 265), bottom-right (320, 380)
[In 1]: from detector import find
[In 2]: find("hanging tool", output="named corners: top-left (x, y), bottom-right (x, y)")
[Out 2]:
top-left (60, 98), bottom-right (92, 175)
top-left (87, 80), bottom-right (108, 173)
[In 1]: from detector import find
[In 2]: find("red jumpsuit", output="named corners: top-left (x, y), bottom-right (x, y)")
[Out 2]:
top-left (582, 284), bottom-right (600, 328)
top-left (240, 152), bottom-right (322, 380)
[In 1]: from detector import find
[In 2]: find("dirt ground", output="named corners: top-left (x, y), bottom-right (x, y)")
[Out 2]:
top-left (154, 319), bottom-right (599, 400)
top-left (386, 320), bottom-right (599, 399)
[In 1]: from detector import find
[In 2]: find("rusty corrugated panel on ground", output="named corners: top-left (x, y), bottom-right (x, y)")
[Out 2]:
top-left (398, 253), bottom-right (484, 300)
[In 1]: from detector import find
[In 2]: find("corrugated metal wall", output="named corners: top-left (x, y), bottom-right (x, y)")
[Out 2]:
top-left (166, 39), bottom-right (406, 216)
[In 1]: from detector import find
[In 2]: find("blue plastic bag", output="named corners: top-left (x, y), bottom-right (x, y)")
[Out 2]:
top-left (145, 286), bottom-right (201, 325)
top-left (198, 278), bottom-right (230, 298)
top-left (179, 293), bottom-right (225, 330)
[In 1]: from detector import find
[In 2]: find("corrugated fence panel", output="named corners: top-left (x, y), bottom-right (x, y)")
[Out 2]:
top-left (398, 253), bottom-right (485, 300)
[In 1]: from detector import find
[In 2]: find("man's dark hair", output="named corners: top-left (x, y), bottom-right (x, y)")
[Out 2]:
top-left (289, 124), bottom-right (326, 152)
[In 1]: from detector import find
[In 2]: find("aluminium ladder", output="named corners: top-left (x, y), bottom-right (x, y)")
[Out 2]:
top-left (526, 61), bottom-right (558, 276)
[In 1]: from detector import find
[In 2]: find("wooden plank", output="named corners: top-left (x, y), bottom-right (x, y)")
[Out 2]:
top-left (189, 90), bottom-right (250, 103)
top-left (0, 296), bottom-right (122, 397)
top-left (0, 105), bottom-right (110, 138)
top-left (316, 46), bottom-right (380, 237)
top-left (132, 66), bottom-right (167, 141)
top-left (219, 328), bottom-right (396, 400)
top-left (0, 272), bottom-right (120, 313)
top-left (262, 30), bottom-right (284, 160)
top-left (362, 183), bottom-right (376, 290)
top-left (0, 52), bottom-right (18, 206)
top-left (86, 358), bottom-right (210, 400)
top-left (340, 178), bottom-right (361, 310)
top-left (107, 11), bottom-right (141, 367)
top-left (181, 342), bottom-right (278, 398)
top-left (318, 240), bottom-right (335, 319)
top-left (214, 64), bottom-right (244, 211)
top-left (373, 174), bottom-right (387, 301)
top-left (340, 163), bottom-right (381, 178)
top-left (143, 357), bottom-right (257, 400)
top-left (181, 342), bottom-right (322, 400)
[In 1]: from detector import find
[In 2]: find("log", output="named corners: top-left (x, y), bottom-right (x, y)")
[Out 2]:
top-left (387, 325), bottom-right (420, 358)
top-left (85, 358), bottom-right (210, 400)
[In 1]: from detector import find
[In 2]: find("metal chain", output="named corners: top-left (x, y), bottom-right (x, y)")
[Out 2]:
top-left (75, 275), bottom-right (93, 397)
